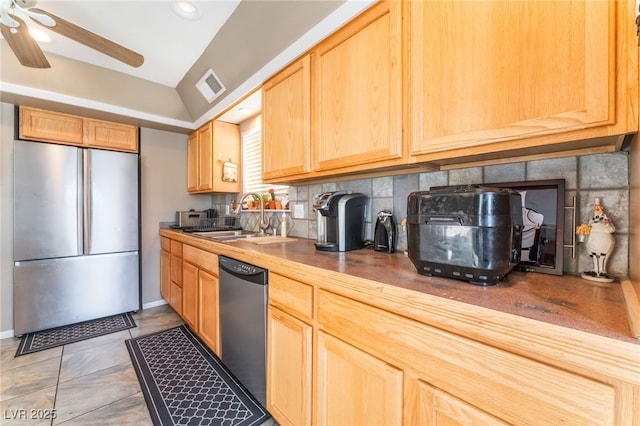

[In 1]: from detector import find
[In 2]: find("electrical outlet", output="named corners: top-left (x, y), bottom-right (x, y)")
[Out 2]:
top-left (294, 203), bottom-right (305, 219)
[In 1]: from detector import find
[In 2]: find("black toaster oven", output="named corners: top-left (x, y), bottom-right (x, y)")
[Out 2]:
top-left (407, 185), bottom-right (523, 285)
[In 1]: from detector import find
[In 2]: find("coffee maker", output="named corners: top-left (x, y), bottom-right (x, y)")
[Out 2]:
top-left (313, 191), bottom-right (367, 252)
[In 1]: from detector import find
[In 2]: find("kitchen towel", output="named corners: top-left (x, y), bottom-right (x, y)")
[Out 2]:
top-left (126, 325), bottom-right (270, 426)
top-left (15, 312), bottom-right (136, 357)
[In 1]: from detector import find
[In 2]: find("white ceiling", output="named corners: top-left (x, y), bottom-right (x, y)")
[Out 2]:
top-left (1, 0), bottom-right (375, 127)
top-left (4, 0), bottom-right (242, 88)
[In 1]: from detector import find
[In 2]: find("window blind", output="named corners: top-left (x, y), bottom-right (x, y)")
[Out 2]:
top-left (242, 125), bottom-right (289, 200)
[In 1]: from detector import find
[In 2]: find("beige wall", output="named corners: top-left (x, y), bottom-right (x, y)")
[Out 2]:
top-left (0, 103), bottom-right (14, 335)
top-left (0, 103), bottom-right (212, 336)
top-left (139, 127), bottom-right (211, 305)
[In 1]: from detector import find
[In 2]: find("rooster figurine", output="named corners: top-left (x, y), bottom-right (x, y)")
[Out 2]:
top-left (578, 198), bottom-right (615, 282)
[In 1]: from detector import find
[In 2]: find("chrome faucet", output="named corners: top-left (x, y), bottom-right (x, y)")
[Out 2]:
top-left (234, 193), bottom-right (270, 235)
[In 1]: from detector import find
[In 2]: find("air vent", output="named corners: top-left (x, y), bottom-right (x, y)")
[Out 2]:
top-left (195, 69), bottom-right (226, 103)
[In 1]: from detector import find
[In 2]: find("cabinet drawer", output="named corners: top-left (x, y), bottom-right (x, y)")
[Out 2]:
top-left (160, 237), bottom-right (171, 252)
top-left (182, 245), bottom-right (218, 275)
top-left (318, 290), bottom-right (615, 425)
top-left (269, 273), bottom-right (313, 322)
top-left (170, 240), bottom-right (182, 257)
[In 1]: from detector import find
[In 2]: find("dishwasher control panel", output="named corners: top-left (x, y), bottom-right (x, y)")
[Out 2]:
top-left (219, 256), bottom-right (267, 284)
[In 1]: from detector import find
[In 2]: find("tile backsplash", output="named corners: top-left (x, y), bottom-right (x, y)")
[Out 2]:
top-left (213, 152), bottom-right (630, 278)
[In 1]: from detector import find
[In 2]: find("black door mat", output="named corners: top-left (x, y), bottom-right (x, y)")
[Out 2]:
top-left (126, 325), bottom-right (270, 426)
top-left (15, 312), bottom-right (136, 357)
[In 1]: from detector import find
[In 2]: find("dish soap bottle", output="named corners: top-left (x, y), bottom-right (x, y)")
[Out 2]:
top-left (280, 211), bottom-right (287, 237)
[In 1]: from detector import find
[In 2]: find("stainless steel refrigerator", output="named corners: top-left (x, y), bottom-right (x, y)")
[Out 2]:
top-left (13, 140), bottom-right (140, 336)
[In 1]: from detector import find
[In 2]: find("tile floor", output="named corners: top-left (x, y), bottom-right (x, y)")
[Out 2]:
top-left (0, 304), bottom-right (186, 425)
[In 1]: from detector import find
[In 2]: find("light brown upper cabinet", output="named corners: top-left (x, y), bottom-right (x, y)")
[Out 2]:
top-left (406, 0), bottom-right (639, 165)
top-left (85, 118), bottom-right (138, 152)
top-left (19, 106), bottom-right (138, 153)
top-left (262, 55), bottom-right (312, 181)
top-left (187, 120), bottom-right (241, 193)
top-left (262, 1), bottom-right (404, 183)
top-left (19, 107), bottom-right (84, 145)
top-left (311, 0), bottom-right (403, 175)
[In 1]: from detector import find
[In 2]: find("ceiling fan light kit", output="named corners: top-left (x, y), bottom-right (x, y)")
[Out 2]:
top-left (0, 0), bottom-right (144, 69)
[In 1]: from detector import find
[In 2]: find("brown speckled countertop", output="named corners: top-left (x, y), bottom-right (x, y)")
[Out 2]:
top-left (162, 229), bottom-right (638, 344)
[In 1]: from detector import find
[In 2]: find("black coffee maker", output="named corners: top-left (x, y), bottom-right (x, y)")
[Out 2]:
top-left (313, 191), bottom-right (367, 252)
top-left (373, 209), bottom-right (397, 253)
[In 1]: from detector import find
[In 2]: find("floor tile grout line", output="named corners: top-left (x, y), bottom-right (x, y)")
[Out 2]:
top-left (49, 329), bottom-right (139, 425)
top-left (51, 345), bottom-right (64, 426)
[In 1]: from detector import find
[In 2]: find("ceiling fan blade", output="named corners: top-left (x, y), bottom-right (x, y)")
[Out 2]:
top-left (0, 14), bottom-right (50, 68)
top-left (29, 8), bottom-right (144, 68)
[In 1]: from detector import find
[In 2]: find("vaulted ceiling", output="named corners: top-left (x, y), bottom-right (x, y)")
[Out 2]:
top-left (0, 0), bottom-right (374, 132)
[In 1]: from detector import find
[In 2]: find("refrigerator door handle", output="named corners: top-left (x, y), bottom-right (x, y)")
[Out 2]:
top-left (83, 149), bottom-right (90, 254)
top-left (77, 149), bottom-right (84, 255)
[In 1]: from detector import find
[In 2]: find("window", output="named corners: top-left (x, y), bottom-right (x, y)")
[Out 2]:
top-left (242, 121), bottom-right (289, 199)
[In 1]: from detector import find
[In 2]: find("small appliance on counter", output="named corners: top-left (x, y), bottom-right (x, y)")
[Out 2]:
top-left (373, 209), bottom-right (397, 253)
top-left (175, 210), bottom-right (207, 228)
top-left (314, 191), bottom-right (368, 252)
top-left (173, 209), bottom-right (241, 232)
top-left (407, 185), bottom-right (523, 285)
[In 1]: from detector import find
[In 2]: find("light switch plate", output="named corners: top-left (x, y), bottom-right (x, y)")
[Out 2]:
top-left (294, 203), bottom-right (305, 219)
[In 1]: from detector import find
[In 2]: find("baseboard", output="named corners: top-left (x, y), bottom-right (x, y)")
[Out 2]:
top-left (143, 299), bottom-right (168, 310)
top-left (0, 329), bottom-right (15, 339)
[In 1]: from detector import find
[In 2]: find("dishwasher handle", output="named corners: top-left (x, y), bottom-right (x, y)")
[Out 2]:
top-left (219, 256), bottom-right (267, 285)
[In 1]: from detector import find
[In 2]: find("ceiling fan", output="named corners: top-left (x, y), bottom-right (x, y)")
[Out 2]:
top-left (0, 0), bottom-right (144, 69)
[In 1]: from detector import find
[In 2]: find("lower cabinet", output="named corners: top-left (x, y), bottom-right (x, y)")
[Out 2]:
top-left (159, 234), bottom-right (635, 426)
top-left (267, 306), bottom-right (312, 426)
top-left (169, 240), bottom-right (183, 315)
top-left (267, 272), bottom-right (314, 426)
top-left (159, 238), bottom-right (220, 355)
top-left (316, 331), bottom-right (403, 426)
top-left (181, 244), bottom-right (220, 355)
top-left (406, 379), bottom-right (508, 426)
top-left (317, 290), bottom-right (616, 426)
top-left (198, 269), bottom-right (220, 354)
top-left (160, 237), bottom-right (170, 301)
top-left (267, 274), bottom-right (621, 425)
top-left (181, 261), bottom-right (198, 330)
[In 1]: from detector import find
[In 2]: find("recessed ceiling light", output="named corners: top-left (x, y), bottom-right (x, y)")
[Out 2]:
top-left (170, 0), bottom-right (201, 20)
top-left (238, 107), bottom-right (254, 114)
top-left (29, 28), bottom-right (51, 43)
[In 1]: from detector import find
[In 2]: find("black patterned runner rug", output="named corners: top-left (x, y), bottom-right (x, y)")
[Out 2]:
top-left (126, 325), bottom-right (270, 426)
top-left (16, 312), bottom-right (136, 357)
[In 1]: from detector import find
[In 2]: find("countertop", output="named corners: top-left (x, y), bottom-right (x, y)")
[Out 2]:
top-left (161, 229), bottom-right (638, 344)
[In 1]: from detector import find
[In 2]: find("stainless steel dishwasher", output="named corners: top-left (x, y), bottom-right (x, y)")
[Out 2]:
top-left (218, 255), bottom-right (268, 408)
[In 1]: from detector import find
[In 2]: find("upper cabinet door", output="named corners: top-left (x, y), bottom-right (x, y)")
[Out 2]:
top-left (197, 121), bottom-right (214, 191)
top-left (19, 106), bottom-right (138, 153)
top-left (85, 119), bottom-right (138, 152)
top-left (262, 55), bottom-right (311, 181)
top-left (407, 0), bottom-right (620, 158)
top-left (211, 121), bottom-right (242, 193)
top-left (19, 106), bottom-right (84, 145)
top-left (187, 120), bottom-right (241, 194)
top-left (187, 131), bottom-right (198, 192)
top-left (311, 0), bottom-right (403, 172)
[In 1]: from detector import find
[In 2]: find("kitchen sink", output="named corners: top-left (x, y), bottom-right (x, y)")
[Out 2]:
top-left (192, 230), bottom-right (259, 242)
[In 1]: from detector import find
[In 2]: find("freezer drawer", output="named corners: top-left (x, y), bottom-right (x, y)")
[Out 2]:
top-left (13, 252), bottom-right (140, 335)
